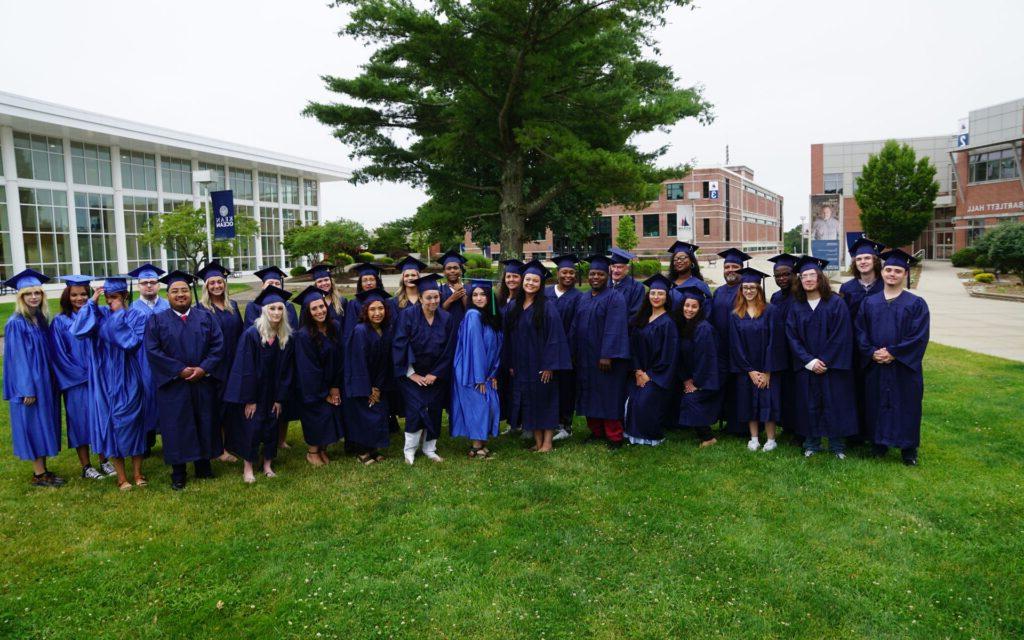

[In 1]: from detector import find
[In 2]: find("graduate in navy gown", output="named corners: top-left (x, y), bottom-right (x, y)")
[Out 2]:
top-left (143, 271), bottom-right (225, 489)
top-left (667, 241), bottom-right (712, 308)
top-left (767, 253), bottom-right (800, 443)
top-left (624, 274), bottom-right (678, 446)
top-left (3, 270), bottom-right (63, 488)
top-left (343, 289), bottom-right (393, 464)
top-left (496, 258), bottom-right (524, 428)
top-left (855, 249), bottom-right (930, 466)
top-left (293, 285), bottom-right (344, 467)
top-left (786, 256), bottom-right (858, 458)
top-left (450, 279), bottom-right (503, 459)
top-left (393, 255), bottom-right (426, 313)
top-left (128, 263), bottom-right (170, 452)
top-left (72, 277), bottom-right (148, 490)
top-left (571, 254), bottom-right (631, 449)
top-left (729, 268), bottom-right (782, 453)
top-left (608, 248), bottom-right (646, 319)
top-left (195, 260), bottom-right (244, 464)
top-left (224, 286), bottom-right (295, 483)
top-left (544, 254), bottom-right (583, 440)
top-left (392, 273), bottom-right (456, 464)
top-left (709, 248), bottom-right (751, 435)
top-left (505, 260), bottom-right (571, 452)
top-left (343, 262), bottom-right (388, 339)
top-left (438, 249), bottom-right (469, 328)
top-left (839, 237), bottom-right (885, 444)
top-left (50, 275), bottom-right (109, 479)
top-left (675, 286), bottom-right (720, 447)
top-left (300, 263), bottom-right (347, 325)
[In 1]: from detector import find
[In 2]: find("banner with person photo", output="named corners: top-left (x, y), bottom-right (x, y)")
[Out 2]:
top-left (809, 194), bottom-right (841, 270)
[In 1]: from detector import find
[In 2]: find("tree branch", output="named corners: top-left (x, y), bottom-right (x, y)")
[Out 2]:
top-left (525, 179), bottom-right (571, 217)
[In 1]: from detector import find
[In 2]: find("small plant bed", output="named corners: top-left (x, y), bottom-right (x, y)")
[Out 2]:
top-left (958, 272), bottom-right (1024, 301)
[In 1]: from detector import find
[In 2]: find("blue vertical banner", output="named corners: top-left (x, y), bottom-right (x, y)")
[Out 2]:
top-left (811, 239), bottom-right (840, 270)
top-left (211, 189), bottom-right (235, 240)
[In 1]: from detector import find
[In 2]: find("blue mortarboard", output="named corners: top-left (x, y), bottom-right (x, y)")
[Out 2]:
top-left (353, 262), bottom-right (381, 278)
top-left (609, 248), bottom-right (636, 264)
top-left (195, 260), bottom-right (230, 282)
top-left (881, 248), bottom-right (916, 270)
top-left (737, 267), bottom-right (769, 284)
top-left (849, 237), bottom-right (885, 257)
top-left (127, 263), bottom-right (165, 281)
top-left (159, 270), bottom-right (195, 286)
top-left (668, 241), bottom-right (700, 257)
top-left (309, 263), bottom-right (335, 281)
top-left (643, 273), bottom-right (673, 291)
top-left (5, 268), bottom-right (49, 291)
top-left (412, 273), bottom-right (443, 293)
top-left (356, 288), bottom-right (391, 304)
top-left (468, 278), bottom-right (495, 292)
top-left (437, 250), bottom-right (467, 268)
top-left (293, 285), bottom-right (326, 308)
top-left (499, 259), bottom-right (525, 275)
top-left (59, 274), bottom-right (94, 287)
top-left (396, 256), bottom-right (428, 273)
top-left (254, 266), bottom-right (287, 283)
top-left (795, 255), bottom-right (829, 273)
top-left (522, 260), bottom-right (551, 281)
top-left (103, 277), bottom-right (129, 294)
top-left (585, 254), bottom-right (611, 272)
top-left (254, 285), bottom-right (291, 306)
top-left (767, 253), bottom-right (800, 269)
top-left (551, 254), bottom-right (579, 270)
top-left (718, 248), bottom-right (752, 265)
top-left (675, 285), bottom-right (708, 303)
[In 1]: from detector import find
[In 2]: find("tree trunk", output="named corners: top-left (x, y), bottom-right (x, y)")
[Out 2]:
top-left (498, 155), bottom-right (526, 260)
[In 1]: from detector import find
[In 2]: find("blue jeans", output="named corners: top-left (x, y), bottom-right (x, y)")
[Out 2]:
top-left (804, 436), bottom-right (845, 454)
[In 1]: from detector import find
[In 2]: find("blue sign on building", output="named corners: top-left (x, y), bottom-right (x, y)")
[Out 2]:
top-left (811, 239), bottom-right (840, 270)
top-left (211, 189), bottom-right (235, 240)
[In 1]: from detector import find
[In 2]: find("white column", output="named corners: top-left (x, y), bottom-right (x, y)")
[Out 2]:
top-left (277, 172), bottom-right (285, 266)
top-left (191, 158), bottom-right (202, 209)
top-left (61, 136), bottom-right (82, 273)
top-left (224, 162), bottom-right (234, 271)
top-left (154, 153), bottom-right (169, 271)
top-left (252, 168), bottom-right (263, 267)
top-left (1, 126), bottom-right (27, 272)
top-left (110, 145), bottom-right (129, 273)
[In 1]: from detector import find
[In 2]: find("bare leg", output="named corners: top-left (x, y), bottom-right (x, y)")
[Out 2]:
top-left (531, 430), bottom-right (541, 452)
top-left (538, 429), bottom-right (554, 453)
top-left (76, 445), bottom-right (91, 468)
top-left (131, 456), bottom-right (145, 484)
top-left (748, 421), bottom-right (759, 440)
top-left (277, 418), bottom-right (290, 448)
top-left (263, 457), bottom-right (276, 477)
top-left (112, 458), bottom-right (130, 489)
top-left (32, 457), bottom-right (46, 475)
top-left (766, 421), bottom-right (777, 441)
top-left (242, 460), bottom-right (256, 483)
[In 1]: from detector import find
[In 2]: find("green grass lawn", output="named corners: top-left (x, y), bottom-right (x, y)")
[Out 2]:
top-left (0, 343), bottom-right (1021, 638)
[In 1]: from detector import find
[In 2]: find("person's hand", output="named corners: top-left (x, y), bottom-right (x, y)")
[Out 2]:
top-left (91, 287), bottom-right (104, 304)
top-left (539, 370), bottom-right (553, 384)
top-left (598, 358), bottom-right (612, 372)
top-left (408, 372), bottom-right (426, 386)
top-left (179, 367), bottom-right (195, 380)
top-left (22, 396), bottom-right (36, 406)
top-left (108, 297), bottom-right (123, 312)
top-left (762, 372), bottom-right (771, 388)
top-left (423, 374), bottom-right (437, 386)
top-left (877, 347), bottom-right (893, 364)
top-left (272, 402), bottom-right (282, 417)
top-left (451, 286), bottom-right (466, 300)
top-left (327, 388), bottom-right (341, 405)
top-left (635, 370), bottom-right (650, 388)
top-left (476, 383), bottom-right (487, 394)
top-left (812, 360), bottom-right (827, 375)
top-left (185, 366), bottom-right (206, 381)
top-left (244, 403), bottom-right (257, 419)
top-left (683, 379), bottom-right (697, 394)
top-left (368, 387), bottom-right (381, 406)
top-left (508, 368), bottom-right (515, 378)
top-left (490, 377), bottom-right (498, 390)
top-left (748, 371), bottom-right (763, 387)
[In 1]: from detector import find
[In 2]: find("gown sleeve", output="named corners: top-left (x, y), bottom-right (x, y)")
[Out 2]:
top-left (198, 311), bottom-right (225, 378)
top-left (786, 304), bottom-right (815, 369)
top-left (728, 313), bottom-right (753, 374)
top-left (819, 298), bottom-right (854, 370)
top-left (276, 338), bottom-right (295, 404)
top-left (887, 296), bottom-right (930, 372)
top-left (3, 318), bottom-right (40, 400)
top-left (143, 313), bottom-right (188, 387)
top-left (391, 310), bottom-right (413, 378)
top-left (599, 293), bottom-right (631, 361)
top-left (69, 299), bottom-right (101, 338)
top-left (50, 315), bottom-right (87, 391)
top-left (223, 331), bottom-right (258, 404)
top-left (100, 309), bottom-right (144, 351)
top-left (293, 330), bottom-right (327, 404)
top-left (540, 302), bottom-right (572, 371)
top-left (454, 311), bottom-right (488, 386)
top-left (691, 323), bottom-right (720, 391)
top-left (853, 302), bottom-right (876, 368)
top-left (428, 311), bottom-right (456, 379)
top-left (344, 327), bottom-right (373, 398)
top-left (645, 318), bottom-right (678, 389)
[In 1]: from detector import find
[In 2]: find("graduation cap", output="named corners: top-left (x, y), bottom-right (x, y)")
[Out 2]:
top-left (880, 248), bottom-right (917, 270)
top-left (551, 254), bottom-right (579, 270)
top-left (499, 258), bottom-right (525, 276)
top-left (675, 285), bottom-right (708, 303)
top-left (767, 253), bottom-right (800, 270)
top-left (309, 263), bottom-right (335, 281)
top-left (643, 273), bottom-right (673, 291)
top-left (293, 285), bottom-right (326, 308)
top-left (412, 273), bottom-right (443, 294)
top-left (195, 260), bottom-right (231, 282)
top-left (522, 260), bottom-right (551, 281)
top-left (737, 267), bottom-right (769, 285)
top-left (254, 285), bottom-right (292, 306)
top-left (127, 263), bottom-right (165, 281)
top-left (159, 270), bottom-right (196, 286)
top-left (395, 255), bottom-right (428, 273)
top-left (59, 274), bottom-right (94, 287)
top-left (584, 254), bottom-right (611, 273)
top-left (795, 255), bottom-right (829, 273)
top-left (608, 248), bottom-right (636, 264)
top-left (468, 278), bottom-right (496, 291)
top-left (717, 248), bottom-right (752, 265)
top-left (667, 241), bottom-right (700, 257)
top-left (5, 268), bottom-right (49, 291)
top-left (849, 237), bottom-right (885, 257)
top-left (103, 276), bottom-right (130, 295)
top-left (353, 262), bottom-right (381, 278)
top-left (356, 288), bottom-right (392, 304)
top-left (436, 250), bottom-right (467, 268)
top-left (254, 266), bottom-right (287, 284)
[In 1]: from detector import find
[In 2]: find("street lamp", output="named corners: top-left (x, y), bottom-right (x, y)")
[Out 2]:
top-left (799, 215), bottom-right (807, 255)
top-left (193, 169), bottom-right (214, 264)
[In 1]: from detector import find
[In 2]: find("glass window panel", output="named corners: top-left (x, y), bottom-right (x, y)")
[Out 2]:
top-left (40, 234), bottom-right (56, 263)
top-left (24, 235), bottom-right (41, 264)
top-left (21, 203), bottom-right (37, 231)
top-left (50, 154), bottom-right (65, 182)
top-left (33, 150), bottom-right (51, 180)
top-left (38, 205), bottom-right (54, 232)
top-left (14, 148), bottom-right (32, 177)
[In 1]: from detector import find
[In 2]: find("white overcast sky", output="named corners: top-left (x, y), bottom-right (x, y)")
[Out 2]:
top-left (1, 0), bottom-right (1022, 231)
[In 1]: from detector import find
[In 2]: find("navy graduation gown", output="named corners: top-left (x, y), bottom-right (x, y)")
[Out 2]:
top-left (610, 275), bottom-right (645, 319)
top-left (625, 312), bottom-right (678, 443)
top-left (769, 290), bottom-right (798, 433)
top-left (143, 307), bottom-right (225, 465)
top-left (223, 326), bottom-right (294, 462)
top-left (450, 309), bottom-right (503, 441)
top-left (49, 312), bottom-right (93, 448)
top-left (710, 283), bottom-right (741, 432)
top-left (130, 297), bottom-right (170, 433)
top-left (244, 299), bottom-right (299, 330)
top-left (855, 291), bottom-right (930, 449)
top-left (668, 276), bottom-right (712, 307)
top-left (391, 307), bottom-right (455, 439)
top-left (293, 323), bottom-right (345, 448)
top-left (571, 287), bottom-right (631, 421)
top-left (840, 277), bottom-right (884, 440)
top-left (197, 301), bottom-right (244, 430)
top-left (729, 306), bottom-right (782, 424)
top-left (504, 301), bottom-right (571, 431)
top-left (677, 320), bottom-right (721, 428)
top-left (440, 283), bottom-right (468, 328)
top-left (343, 323), bottom-right (391, 450)
top-left (545, 284), bottom-right (583, 423)
top-left (3, 313), bottom-right (60, 460)
top-left (785, 295), bottom-right (858, 439)
top-left (299, 294), bottom-right (347, 326)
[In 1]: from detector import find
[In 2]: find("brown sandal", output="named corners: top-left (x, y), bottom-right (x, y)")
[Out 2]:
top-left (118, 480), bottom-right (133, 492)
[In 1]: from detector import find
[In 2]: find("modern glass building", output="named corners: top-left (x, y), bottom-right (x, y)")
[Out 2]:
top-left (0, 91), bottom-right (348, 282)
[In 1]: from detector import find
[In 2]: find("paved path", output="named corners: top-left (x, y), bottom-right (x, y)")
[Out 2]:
top-left (914, 260), bottom-right (1024, 363)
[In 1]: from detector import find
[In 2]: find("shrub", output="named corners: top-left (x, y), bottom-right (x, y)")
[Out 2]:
top-left (465, 253), bottom-right (492, 269)
top-left (379, 256), bottom-right (395, 265)
top-left (577, 260), bottom-right (591, 275)
top-left (971, 267), bottom-right (986, 275)
top-left (290, 265), bottom-right (307, 277)
top-left (631, 259), bottom-right (663, 277)
top-left (357, 251), bottom-right (375, 262)
top-left (465, 267), bottom-right (497, 279)
top-left (974, 273), bottom-right (995, 284)
top-left (950, 247), bottom-right (978, 267)
top-left (334, 252), bottom-right (354, 266)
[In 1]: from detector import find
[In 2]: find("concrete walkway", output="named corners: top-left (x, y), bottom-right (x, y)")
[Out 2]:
top-left (914, 260), bottom-right (1024, 363)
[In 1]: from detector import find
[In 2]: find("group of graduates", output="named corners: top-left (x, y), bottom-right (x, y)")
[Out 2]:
top-left (4, 235), bottom-right (930, 490)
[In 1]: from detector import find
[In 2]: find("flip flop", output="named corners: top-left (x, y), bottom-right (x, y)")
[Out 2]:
top-left (134, 476), bottom-right (148, 487)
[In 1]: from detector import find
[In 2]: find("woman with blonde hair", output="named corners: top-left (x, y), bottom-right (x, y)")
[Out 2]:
top-left (301, 263), bottom-right (346, 323)
top-left (3, 269), bottom-right (63, 487)
top-left (393, 256), bottom-right (427, 311)
top-left (196, 260), bottom-right (243, 463)
top-left (729, 268), bottom-right (781, 453)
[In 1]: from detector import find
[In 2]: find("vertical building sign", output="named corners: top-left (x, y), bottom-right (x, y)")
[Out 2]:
top-left (809, 194), bottom-right (841, 270)
top-left (211, 189), bottom-right (236, 239)
top-left (675, 204), bottom-right (695, 243)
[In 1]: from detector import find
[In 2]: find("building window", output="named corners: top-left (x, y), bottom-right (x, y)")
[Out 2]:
top-left (231, 204), bottom-right (258, 271)
top-left (13, 132), bottom-right (65, 182)
top-left (966, 219), bottom-right (987, 246)
top-left (197, 162), bottom-right (226, 194)
top-left (701, 181), bottom-right (710, 199)
top-left (229, 168), bottom-right (254, 200)
top-left (120, 151), bottom-right (157, 191)
top-left (70, 142), bottom-right (113, 187)
top-left (161, 157), bottom-right (192, 194)
top-left (20, 188), bottom-right (72, 275)
top-left (260, 204), bottom-right (282, 265)
top-left (259, 172), bottom-right (278, 202)
top-left (280, 176), bottom-right (299, 205)
top-left (642, 214), bottom-right (660, 237)
top-left (123, 195), bottom-right (159, 271)
top-left (666, 213), bottom-right (677, 237)
top-left (703, 218), bottom-right (710, 236)
top-left (161, 198), bottom-right (190, 271)
top-left (666, 183), bottom-right (684, 200)
top-left (303, 210), bottom-right (319, 226)
top-left (823, 173), bottom-right (843, 194)
top-left (0, 186), bottom-right (12, 278)
top-left (851, 172), bottom-right (862, 195)
top-left (304, 180), bottom-right (318, 207)
top-left (594, 215), bottom-right (611, 236)
top-left (74, 192), bottom-right (118, 277)
top-left (969, 149), bottom-right (1020, 183)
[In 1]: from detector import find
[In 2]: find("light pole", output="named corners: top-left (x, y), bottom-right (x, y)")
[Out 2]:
top-left (193, 170), bottom-right (214, 264)
top-left (799, 216), bottom-right (807, 255)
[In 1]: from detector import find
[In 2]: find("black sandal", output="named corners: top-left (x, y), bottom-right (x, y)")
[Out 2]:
top-left (358, 453), bottom-right (377, 465)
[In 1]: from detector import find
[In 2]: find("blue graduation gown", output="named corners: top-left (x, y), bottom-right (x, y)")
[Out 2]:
top-left (299, 295), bottom-right (347, 326)
top-left (196, 300), bottom-right (244, 454)
top-left (769, 290), bottom-right (798, 433)
top-left (786, 295), bottom-right (858, 439)
top-left (440, 283), bottom-right (468, 328)
top-left (855, 291), bottom-right (930, 449)
top-left (669, 276), bottom-right (712, 308)
top-left (710, 283), bottom-right (741, 432)
top-left (545, 284), bottom-right (583, 423)
top-left (677, 320), bottom-right (720, 428)
top-left (71, 301), bottom-right (147, 458)
top-left (3, 314), bottom-right (60, 460)
top-left (729, 306), bottom-right (782, 424)
top-left (570, 287), bottom-right (630, 421)
top-left (343, 323), bottom-right (391, 450)
top-left (840, 277), bottom-right (884, 439)
top-left (450, 310), bottom-right (503, 441)
top-left (293, 323), bottom-right (345, 448)
top-left (391, 307), bottom-right (455, 439)
top-left (625, 313), bottom-right (678, 443)
top-left (143, 307), bottom-right (225, 465)
top-left (130, 296), bottom-right (170, 433)
top-left (49, 312), bottom-right (93, 448)
top-left (610, 275), bottom-right (645, 319)
top-left (223, 326), bottom-right (294, 462)
top-left (504, 301), bottom-right (571, 431)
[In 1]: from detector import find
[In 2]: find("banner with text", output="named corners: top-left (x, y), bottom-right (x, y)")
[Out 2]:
top-left (211, 190), bottom-right (235, 240)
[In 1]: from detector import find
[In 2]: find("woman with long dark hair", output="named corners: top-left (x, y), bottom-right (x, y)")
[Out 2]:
top-left (343, 289), bottom-right (393, 464)
top-left (293, 285), bottom-right (345, 467)
top-left (497, 258), bottom-right (524, 309)
top-left (450, 279), bottom-right (503, 459)
top-left (675, 285), bottom-right (720, 447)
top-left (301, 263), bottom-right (346, 324)
top-left (624, 274), bottom-right (678, 446)
top-left (667, 241), bottom-right (711, 307)
top-left (729, 268), bottom-right (781, 453)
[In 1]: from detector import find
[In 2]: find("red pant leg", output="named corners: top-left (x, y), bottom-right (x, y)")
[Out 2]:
top-left (587, 418), bottom-right (605, 438)
top-left (604, 419), bottom-right (624, 442)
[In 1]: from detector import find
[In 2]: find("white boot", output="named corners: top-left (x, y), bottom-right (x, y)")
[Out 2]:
top-left (422, 438), bottom-right (444, 462)
top-left (403, 431), bottom-right (422, 465)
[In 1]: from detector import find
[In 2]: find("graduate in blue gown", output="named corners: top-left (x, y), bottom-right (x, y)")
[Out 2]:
top-left (293, 285), bottom-right (344, 467)
top-left (300, 263), bottom-right (347, 325)
top-left (224, 285), bottom-right (295, 483)
top-left (438, 249), bottom-right (469, 328)
top-left (667, 241), bottom-right (712, 307)
top-left (570, 254), bottom-right (631, 449)
top-left (3, 270), bottom-right (63, 488)
top-left (50, 275), bottom-right (108, 479)
top-left (709, 248), bottom-right (751, 435)
top-left (545, 254), bottom-right (583, 440)
top-left (729, 268), bottom-right (782, 453)
top-left (786, 256), bottom-right (858, 458)
top-left (143, 271), bottom-right (225, 489)
top-left (343, 289), bottom-right (393, 464)
top-left (855, 249), bottom-right (930, 465)
top-left (392, 273), bottom-right (456, 464)
top-left (72, 277), bottom-right (148, 490)
top-left (624, 274), bottom-right (679, 446)
top-left (675, 286), bottom-right (720, 446)
top-left (608, 247), bottom-right (646, 319)
top-left (194, 260), bottom-right (244, 464)
top-left (767, 253), bottom-right (799, 442)
top-left (505, 261), bottom-right (571, 453)
top-left (839, 237), bottom-right (885, 444)
top-left (128, 263), bottom-right (170, 450)
top-left (450, 279), bottom-right (503, 458)
top-left (393, 255), bottom-right (427, 314)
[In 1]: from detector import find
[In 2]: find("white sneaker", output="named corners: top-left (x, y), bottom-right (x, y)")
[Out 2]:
top-left (835, 452), bottom-right (846, 460)
top-left (803, 449), bottom-right (814, 458)
top-left (82, 465), bottom-right (104, 480)
top-left (100, 460), bottom-right (116, 476)
top-left (747, 438), bottom-right (760, 451)
top-left (552, 428), bottom-right (572, 441)
top-left (762, 439), bottom-right (777, 452)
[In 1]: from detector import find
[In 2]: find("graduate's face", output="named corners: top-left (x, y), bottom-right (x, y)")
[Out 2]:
top-left (421, 290), bottom-right (440, 311)
top-left (723, 262), bottom-right (742, 284)
top-left (360, 274), bottom-right (378, 291)
top-left (21, 287), bottom-right (43, 309)
top-left (588, 269), bottom-right (608, 290)
top-left (308, 298), bottom-right (328, 323)
top-left (741, 283), bottom-right (760, 301)
top-left (262, 278), bottom-right (282, 290)
top-left (504, 272), bottom-right (521, 290)
top-left (366, 301), bottom-right (386, 325)
top-left (138, 279), bottom-right (159, 299)
top-left (799, 269), bottom-right (819, 291)
top-left (522, 274), bottom-right (542, 295)
top-left (264, 302), bottom-right (285, 325)
top-left (68, 285), bottom-right (89, 311)
top-left (672, 252), bottom-right (692, 274)
top-left (557, 267), bottom-right (576, 288)
top-left (205, 276), bottom-right (225, 297)
top-left (167, 282), bottom-right (192, 309)
top-left (682, 298), bottom-right (701, 320)
top-left (105, 291), bottom-right (126, 312)
top-left (444, 263), bottom-right (462, 282)
top-left (773, 266), bottom-right (792, 291)
top-left (855, 253), bottom-right (875, 275)
top-left (471, 287), bottom-right (489, 309)
top-left (315, 276), bottom-right (333, 294)
top-left (649, 288), bottom-right (667, 309)
top-left (402, 269), bottom-right (420, 287)
top-left (882, 265), bottom-right (906, 287)
top-left (609, 263), bottom-right (628, 281)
